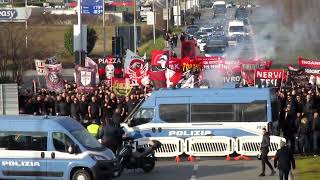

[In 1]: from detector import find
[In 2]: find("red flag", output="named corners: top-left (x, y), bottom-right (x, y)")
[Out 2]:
top-left (149, 70), bottom-right (166, 89)
top-left (181, 40), bottom-right (197, 59)
top-left (151, 50), bottom-right (169, 67)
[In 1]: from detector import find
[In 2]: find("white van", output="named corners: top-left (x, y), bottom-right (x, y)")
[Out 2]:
top-left (228, 20), bottom-right (245, 37)
top-left (0, 115), bottom-right (119, 180)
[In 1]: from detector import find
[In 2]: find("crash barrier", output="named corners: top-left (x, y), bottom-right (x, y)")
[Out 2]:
top-left (135, 137), bottom-right (184, 157)
top-left (184, 136), bottom-right (235, 156)
top-left (236, 136), bottom-right (286, 157)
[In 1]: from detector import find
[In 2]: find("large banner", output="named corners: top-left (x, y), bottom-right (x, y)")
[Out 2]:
top-left (240, 60), bottom-right (272, 85)
top-left (76, 66), bottom-right (97, 93)
top-left (254, 69), bottom-right (285, 87)
top-left (112, 78), bottom-right (132, 97)
top-left (181, 40), bottom-right (197, 59)
top-left (45, 64), bottom-right (64, 93)
top-left (287, 65), bottom-right (309, 86)
top-left (34, 59), bottom-right (46, 75)
top-left (298, 57), bottom-right (320, 75)
top-left (124, 50), bottom-right (149, 86)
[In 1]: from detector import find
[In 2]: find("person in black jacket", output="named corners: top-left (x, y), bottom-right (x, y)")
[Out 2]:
top-left (274, 141), bottom-right (296, 180)
top-left (259, 128), bottom-right (276, 176)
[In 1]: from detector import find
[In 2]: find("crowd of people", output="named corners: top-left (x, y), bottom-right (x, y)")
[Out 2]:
top-left (273, 83), bottom-right (320, 155)
top-left (17, 77), bottom-right (320, 155)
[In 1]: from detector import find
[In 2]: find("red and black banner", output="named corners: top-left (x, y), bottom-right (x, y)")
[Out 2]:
top-left (254, 69), bottom-right (286, 87)
top-left (287, 65), bottom-right (309, 86)
top-left (151, 50), bottom-right (169, 68)
top-left (181, 40), bottom-right (197, 60)
top-left (298, 57), bottom-right (320, 74)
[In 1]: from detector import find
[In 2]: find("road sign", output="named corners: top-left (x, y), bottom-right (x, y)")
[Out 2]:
top-left (163, 9), bottom-right (168, 20)
top-left (146, 11), bottom-right (154, 25)
top-left (81, 0), bottom-right (104, 15)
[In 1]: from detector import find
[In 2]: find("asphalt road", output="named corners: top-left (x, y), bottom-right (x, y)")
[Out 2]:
top-left (118, 157), bottom-right (279, 180)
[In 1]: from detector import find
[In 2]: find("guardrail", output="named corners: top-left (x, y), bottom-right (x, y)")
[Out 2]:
top-left (185, 136), bottom-right (235, 156)
top-left (236, 136), bottom-right (286, 157)
top-left (135, 137), bottom-right (184, 157)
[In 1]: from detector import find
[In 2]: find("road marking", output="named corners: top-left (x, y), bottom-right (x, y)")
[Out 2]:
top-left (190, 163), bottom-right (199, 180)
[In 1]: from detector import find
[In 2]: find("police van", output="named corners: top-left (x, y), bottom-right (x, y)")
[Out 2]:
top-left (0, 115), bottom-right (119, 180)
top-left (122, 88), bottom-right (275, 139)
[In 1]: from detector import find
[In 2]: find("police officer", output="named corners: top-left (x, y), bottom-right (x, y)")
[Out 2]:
top-left (274, 140), bottom-right (296, 180)
top-left (87, 121), bottom-right (100, 139)
top-left (259, 127), bottom-right (276, 176)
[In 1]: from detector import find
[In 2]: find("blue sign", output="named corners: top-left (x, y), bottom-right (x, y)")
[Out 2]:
top-left (0, 9), bottom-right (18, 19)
top-left (81, 0), bottom-right (104, 15)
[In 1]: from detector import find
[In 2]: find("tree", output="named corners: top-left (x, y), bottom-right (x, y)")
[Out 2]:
top-left (64, 26), bottom-right (98, 55)
top-left (64, 25), bottom-right (74, 55)
top-left (87, 27), bottom-right (98, 55)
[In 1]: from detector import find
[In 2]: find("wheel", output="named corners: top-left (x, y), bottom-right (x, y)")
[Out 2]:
top-left (72, 169), bottom-right (91, 180)
top-left (142, 159), bottom-right (155, 173)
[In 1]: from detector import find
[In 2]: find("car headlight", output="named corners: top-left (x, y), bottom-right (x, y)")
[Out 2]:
top-left (90, 154), bottom-right (108, 161)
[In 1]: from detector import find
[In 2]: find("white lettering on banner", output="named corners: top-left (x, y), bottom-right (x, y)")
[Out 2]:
top-left (259, 79), bottom-right (279, 86)
top-left (1, 161), bottom-right (41, 167)
top-left (256, 71), bottom-right (283, 79)
top-left (168, 64), bottom-right (180, 71)
top-left (300, 60), bottom-right (320, 66)
top-left (224, 76), bottom-right (241, 83)
top-left (0, 9), bottom-right (17, 19)
top-left (98, 58), bottom-right (121, 64)
top-left (168, 130), bottom-right (212, 136)
top-left (305, 68), bottom-right (320, 74)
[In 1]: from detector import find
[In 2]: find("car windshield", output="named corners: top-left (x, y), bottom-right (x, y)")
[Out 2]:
top-left (215, 5), bottom-right (226, 11)
top-left (206, 46), bottom-right (225, 54)
top-left (229, 26), bottom-right (244, 32)
top-left (71, 129), bottom-right (105, 151)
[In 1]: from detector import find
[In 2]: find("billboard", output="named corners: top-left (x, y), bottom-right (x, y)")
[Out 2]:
top-left (81, 0), bottom-right (104, 15)
top-left (0, 8), bottom-right (32, 22)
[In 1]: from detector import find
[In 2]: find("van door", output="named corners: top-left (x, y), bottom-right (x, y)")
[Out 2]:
top-left (46, 132), bottom-right (80, 179)
top-left (1, 131), bottom-right (48, 179)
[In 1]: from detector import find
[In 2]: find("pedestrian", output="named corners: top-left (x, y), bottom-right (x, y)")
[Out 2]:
top-left (259, 127), bottom-right (276, 177)
top-left (274, 140), bottom-right (296, 180)
top-left (180, 32), bottom-right (186, 42)
top-left (172, 33), bottom-right (178, 48)
top-left (312, 111), bottom-right (320, 154)
top-left (297, 117), bottom-right (311, 155)
top-left (87, 120), bottom-right (101, 139)
top-left (88, 96), bottom-right (101, 124)
top-left (70, 97), bottom-right (81, 121)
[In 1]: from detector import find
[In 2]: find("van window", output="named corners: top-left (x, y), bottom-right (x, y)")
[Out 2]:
top-left (190, 102), bottom-right (267, 122)
top-left (52, 132), bottom-right (75, 153)
top-left (129, 108), bottom-right (154, 126)
top-left (159, 104), bottom-right (189, 123)
top-left (191, 104), bottom-right (234, 122)
top-left (0, 132), bottom-right (47, 151)
top-left (229, 26), bottom-right (244, 32)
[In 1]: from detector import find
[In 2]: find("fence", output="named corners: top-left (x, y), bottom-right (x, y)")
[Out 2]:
top-left (133, 135), bottom-right (285, 158)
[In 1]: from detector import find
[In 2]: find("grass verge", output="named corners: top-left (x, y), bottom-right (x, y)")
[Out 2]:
top-left (295, 156), bottom-right (320, 180)
top-left (139, 37), bottom-right (165, 59)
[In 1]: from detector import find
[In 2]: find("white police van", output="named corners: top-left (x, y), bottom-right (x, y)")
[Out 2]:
top-left (0, 115), bottom-right (119, 180)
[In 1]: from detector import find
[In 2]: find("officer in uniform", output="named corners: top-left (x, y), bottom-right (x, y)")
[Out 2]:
top-left (87, 121), bottom-right (100, 139)
top-left (259, 127), bottom-right (276, 176)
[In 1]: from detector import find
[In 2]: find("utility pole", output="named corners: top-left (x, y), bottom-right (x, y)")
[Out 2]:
top-left (153, 0), bottom-right (156, 44)
top-left (77, 0), bottom-right (82, 64)
top-left (25, 0), bottom-right (28, 49)
top-left (166, 0), bottom-right (169, 32)
top-left (103, 0), bottom-right (106, 58)
top-left (133, 1), bottom-right (137, 53)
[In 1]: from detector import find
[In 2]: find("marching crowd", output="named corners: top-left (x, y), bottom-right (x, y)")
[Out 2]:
top-left (17, 78), bottom-right (320, 155)
top-left (274, 83), bottom-right (320, 155)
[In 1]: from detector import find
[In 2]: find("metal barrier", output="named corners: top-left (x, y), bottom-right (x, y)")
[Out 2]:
top-left (185, 136), bottom-right (235, 156)
top-left (236, 136), bottom-right (286, 156)
top-left (135, 137), bottom-right (184, 157)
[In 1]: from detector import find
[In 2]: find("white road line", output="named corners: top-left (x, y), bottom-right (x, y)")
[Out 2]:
top-left (190, 163), bottom-right (199, 180)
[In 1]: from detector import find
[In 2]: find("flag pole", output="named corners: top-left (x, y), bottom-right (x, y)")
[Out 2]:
top-left (103, 0), bottom-right (106, 58)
